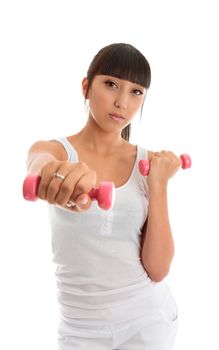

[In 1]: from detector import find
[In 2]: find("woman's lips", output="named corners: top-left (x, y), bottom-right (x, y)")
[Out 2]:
top-left (109, 113), bottom-right (125, 122)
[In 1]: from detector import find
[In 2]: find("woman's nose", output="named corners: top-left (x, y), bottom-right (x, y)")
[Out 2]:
top-left (114, 93), bottom-right (128, 109)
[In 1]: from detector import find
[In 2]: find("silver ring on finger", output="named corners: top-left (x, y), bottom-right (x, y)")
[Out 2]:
top-left (53, 171), bottom-right (65, 180)
top-left (66, 200), bottom-right (76, 208)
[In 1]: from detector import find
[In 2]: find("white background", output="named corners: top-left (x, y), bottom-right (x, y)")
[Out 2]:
top-left (0, 0), bottom-right (219, 349)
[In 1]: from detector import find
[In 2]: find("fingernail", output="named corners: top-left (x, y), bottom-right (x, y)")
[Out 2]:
top-left (79, 196), bottom-right (89, 205)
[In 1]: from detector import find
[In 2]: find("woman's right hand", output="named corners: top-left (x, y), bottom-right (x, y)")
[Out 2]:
top-left (37, 160), bottom-right (97, 212)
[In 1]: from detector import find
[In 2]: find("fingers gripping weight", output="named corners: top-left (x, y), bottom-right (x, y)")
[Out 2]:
top-left (138, 153), bottom-right (192, 176)
top-left (23, 174), bottom-right (115, 210)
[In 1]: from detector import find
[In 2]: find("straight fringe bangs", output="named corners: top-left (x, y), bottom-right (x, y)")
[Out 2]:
top-left (87, 44), bottom-right (151, 89)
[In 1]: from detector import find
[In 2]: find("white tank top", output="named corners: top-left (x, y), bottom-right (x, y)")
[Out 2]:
top-left (48, 137), bottom-right (168, 327)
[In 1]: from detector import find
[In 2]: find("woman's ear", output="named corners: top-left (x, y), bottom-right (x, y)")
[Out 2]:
top-left (82, 77), bottom-right (89, 98)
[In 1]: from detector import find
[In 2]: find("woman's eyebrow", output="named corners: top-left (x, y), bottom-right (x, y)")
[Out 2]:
top-left (131, 83), bottom-right (145, 90)
top-left (103, 76), bottom-right (145, 90)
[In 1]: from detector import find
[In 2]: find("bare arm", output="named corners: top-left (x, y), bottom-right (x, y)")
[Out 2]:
top-left (25, 139), bottom-right (96, 211)
top-left (26, 140), bottom-right (66, 174)
top-left (141, 151), bottom-right (181, 282)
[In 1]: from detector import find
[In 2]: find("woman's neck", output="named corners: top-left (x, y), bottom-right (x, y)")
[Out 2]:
top-left (75, 121), bottom-right (127, 156)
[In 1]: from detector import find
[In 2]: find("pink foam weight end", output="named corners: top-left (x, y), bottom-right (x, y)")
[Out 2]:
top-left (95, 182), bottom-right (115, 210)
top-left (23, 174), bottom-right (41, 201)
top-left (180, 154), bottom-right (192, 169)
top-left (138, 159), bottom-right (150, 176)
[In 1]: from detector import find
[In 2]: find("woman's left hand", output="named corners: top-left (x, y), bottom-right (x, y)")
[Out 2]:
top-left (147, 150), bottom-right (181, 189)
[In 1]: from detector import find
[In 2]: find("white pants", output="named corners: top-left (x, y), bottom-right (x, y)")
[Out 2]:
top-left (57, 291), bottom-right (178, 350)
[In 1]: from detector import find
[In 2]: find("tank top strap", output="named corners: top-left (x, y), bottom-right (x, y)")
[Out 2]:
top-left (131, 144), bottom-right (148, 196)
top-left (136, 144), bottom-right (148, 162)
top-left (53, 137), bottom-right (78, 163)
top-left (129, 144), bottom-right (147, 180)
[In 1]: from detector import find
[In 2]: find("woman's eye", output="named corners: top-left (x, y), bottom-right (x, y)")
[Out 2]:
top-left (105, 80), bottom-right (117, 88)
top-left (133, 89), bottom-right (143, 96)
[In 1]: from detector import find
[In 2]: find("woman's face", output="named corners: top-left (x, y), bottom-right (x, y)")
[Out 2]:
top-left (82, 74), bottom-right (146, 131)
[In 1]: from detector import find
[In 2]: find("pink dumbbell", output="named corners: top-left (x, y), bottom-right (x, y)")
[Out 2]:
top-left (139, 153), bottom-right (192, 176)
top-left (23, 174), bottom-right (115, 210)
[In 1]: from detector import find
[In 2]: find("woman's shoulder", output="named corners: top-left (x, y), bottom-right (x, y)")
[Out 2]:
top-left (28, 138), bottom-right (68, 161)
top-left (125, 141), bottom-right (154, 160)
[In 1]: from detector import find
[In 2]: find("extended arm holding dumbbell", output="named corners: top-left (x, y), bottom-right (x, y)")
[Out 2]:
top-left (23, 174), bottom-right (115, 210)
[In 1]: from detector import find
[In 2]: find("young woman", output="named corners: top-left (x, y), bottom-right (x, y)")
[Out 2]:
top-left (26, 43), bottom-right (180, 350)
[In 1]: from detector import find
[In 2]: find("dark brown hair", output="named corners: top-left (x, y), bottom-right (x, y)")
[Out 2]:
top-left (85, 43), bottom-right (151, 141)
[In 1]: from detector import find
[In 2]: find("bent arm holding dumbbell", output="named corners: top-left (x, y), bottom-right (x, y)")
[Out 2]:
top-left (140, 150), bottom-right (183, 282)
top-left (26, 140), bottom-right (97, 212)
